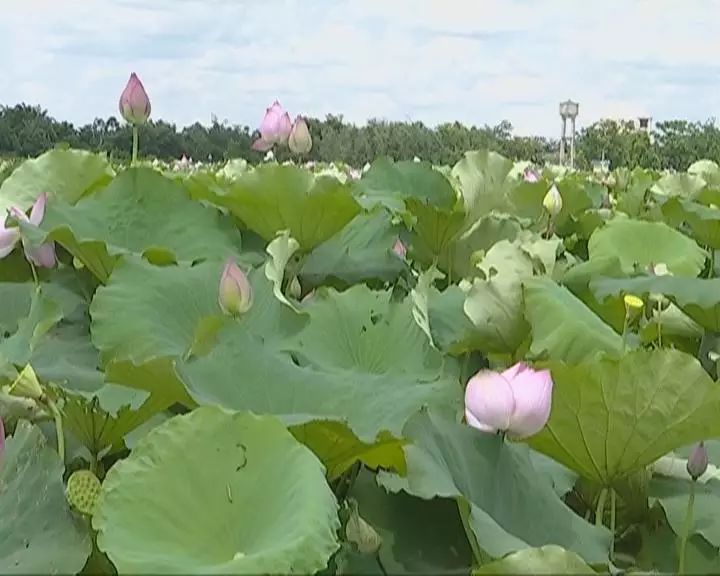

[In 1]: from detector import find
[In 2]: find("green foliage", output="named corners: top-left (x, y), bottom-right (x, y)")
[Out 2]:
top-left (1, 145), bottom-right (720, 575)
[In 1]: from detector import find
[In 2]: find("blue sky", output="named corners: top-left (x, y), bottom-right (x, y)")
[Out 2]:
top-left (0, 0), bottom-right (718, 137)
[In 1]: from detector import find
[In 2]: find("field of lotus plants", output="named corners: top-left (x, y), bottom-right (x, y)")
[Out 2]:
top-left (4, 74), bottom-right (720, 575)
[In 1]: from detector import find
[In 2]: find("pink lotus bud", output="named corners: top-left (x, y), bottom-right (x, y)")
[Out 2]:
top-left (8, 193), bottom-right (56, 268)
top-left (523, 168), bottom-right (540, 183)
top-left (687, 441), bottom-right (708, 480)
top-left (252, 101), bottom-right (292, 151)
top-left (465, 362), bottom-right (553, 439)
top-left (288, 116), bottom-right (312, 155)
top-left (392, 238), bottom-right (406, 259)
top-left (119, 73), bottom-right (151, 125)
top-left (218, 258), bottom-right (253, 316)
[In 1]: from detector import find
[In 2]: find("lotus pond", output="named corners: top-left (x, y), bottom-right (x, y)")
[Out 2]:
top-left (2, 147), bottom-right (720, 574)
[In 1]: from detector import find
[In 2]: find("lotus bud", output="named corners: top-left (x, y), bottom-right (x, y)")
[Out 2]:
top-left (252, 100), bottom-right (292, 151)
top-left (392, 238), bottom-right (407, 259)
top-left (464, 362), bottom-right (553, 439)
top-left (218, 258), bottom-right (253, 316)
top-left (345, 501), bottom-right (382, 555)
top-left (9, 193), bottom-right (56, 268)
top-left (687, 441), bottom-right (708, 480)
top-left (288, 116), bottom-right (312, 155)
top-left (542, 184), bottom-right (563, 218)
top-left (119, 73), bottom-right (151, 125)
top-left (523, 168), bottom-right (540, 183)
top-left (9, 364), bottom-right (44, 401)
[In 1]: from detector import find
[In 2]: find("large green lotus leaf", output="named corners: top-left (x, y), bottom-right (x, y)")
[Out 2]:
top-left (523, 277), bottom-right (622, 364)
top-left (650, 172), bottom-right (706, 199)
top-left (263, 230), bottom-right (301, 312)
top-left (587, 218), bottom-right (706, 277)
top-left (341, 468), bottom-right (473, 574)
top-left (650, 476), bottom-right (720, 548)
top-left (93, 407), bottom-right (340, 574)
top-left (689, 159), bottom-right (720, 187)
top-left (406, 198), bottom-right (466, 271)
top-left (452, 150), bottom-right (516, 220)
top-left (616, 168), bottom-right (654, 216)
top-left (300, 210), bottom-right (405, 288)
top-left (0, 149), bottom-right (114, 215)
top-left (445, 214), bottom-right (521, 279)
top-left (529, 349), bottom-right (720, 485)
top-left (176, 284), bottom-right (459, 443)
top-left (291, 421), bottom-right (406, 480)
top-left (60, 381), bottom-right (172, 457)
top-left (637, 523), bottom-right (720, 574)
top-left (463, 240), bottom-right (534, 355)
top-left (353, 157), bottom-right (457, 212)
top-left (377, 411), bottom-right (610, 563)
top-left (591, 275), bottom-right (720, 331)
top-left (90, 257), bottom-right (230, 364)
top-left (0, 287), bottom-right (64, 377)
top-left (215, 164), bottom-right (360, 250)
top-left (287, 285), bottom-right (447, 377)
top-left (662, 197), bottom-right (720, 248)
top-left (0, 280), bottom-right (85, 335)
top-left (0, 421), bottom-right (92, 574)
top-left (35, 168), bottom-right (243, 282)
top-left (474, 545), bottom-right (595, 575)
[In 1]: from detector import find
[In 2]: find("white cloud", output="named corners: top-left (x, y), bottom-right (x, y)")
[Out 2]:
top-left (0, 0), bottom-right (718, 137)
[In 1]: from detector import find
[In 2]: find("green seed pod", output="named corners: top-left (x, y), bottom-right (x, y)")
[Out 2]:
top-left (66, 469), bottom-right (102, 516)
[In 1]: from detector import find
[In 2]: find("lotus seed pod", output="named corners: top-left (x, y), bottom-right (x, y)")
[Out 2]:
top-left (66, 469), bottom-right (102, 516)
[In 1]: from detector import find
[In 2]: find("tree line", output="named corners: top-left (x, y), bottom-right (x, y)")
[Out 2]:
top-left (1, 103), bottom-right (719, 170)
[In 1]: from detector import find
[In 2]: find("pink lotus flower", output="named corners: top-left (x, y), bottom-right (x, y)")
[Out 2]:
top-left (465, 362), bottom-right (553, 439)
top-left (252, 101), bottom-right (292, 151)
top-left (6, 193), bottom-right (57, 268)
top-left (218, 258), bottom-right (253, 316)
top-left (288, 116), bottom-right (312, 155)
top-left (119, 73), bottom-right (151, 125)
top-left (687, 441), bottom-right (708, 480)
top-left (392, 238), bottom-right (406, 259)
top-left (523, 168), bottom-right (540, 183)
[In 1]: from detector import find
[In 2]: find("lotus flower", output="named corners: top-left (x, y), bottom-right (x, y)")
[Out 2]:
top-left (252, 101), bottom-right (292, 151)
top-left (543, 184), bottom-right (563, 218)
top-left (392, 238), bottom-right (406, 259)
top-left (119, 73), bottom-right (151, 125)
top-left (464, 362), bottom-right (553, 439)
top-left (288, 116), bottom-right (312, 155)
top-left (523, 168), bottom-right (540, 183)
top-left (7, 193), bottom-right (56, 268)
top-left (218, 258), bottom-right (253, 316)
top-left (687, 441), bottom-right (708, 480)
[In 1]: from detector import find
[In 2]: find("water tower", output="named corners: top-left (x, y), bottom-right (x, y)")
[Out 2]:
top-left (559, 100), bottom-right (579, 168)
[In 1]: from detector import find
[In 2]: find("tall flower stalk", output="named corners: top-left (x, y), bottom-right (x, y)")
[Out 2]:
top-left (119, 73), bottom-right (151, 164)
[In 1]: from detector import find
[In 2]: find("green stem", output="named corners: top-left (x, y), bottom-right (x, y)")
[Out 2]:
top-left (621, 310), bottom-right (630, 353)
top-left (595, 487), bottom-right (608, 527)
top-left (29, 261), bottom-right (39, 286)
top-left (131, 125), bottom-right (139, 165)
top-left (457, 498), bottom-right (489, 567)
top-left (678, 481), bottom-right (696, 575)
top-left (657, 300), bottom-right (663, 348)
top-left (610, 488), bottom-right (617, 560)
top-left (45, 397), bottom-right (65, 464)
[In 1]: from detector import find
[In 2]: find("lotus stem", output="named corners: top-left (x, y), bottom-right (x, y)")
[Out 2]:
top-left (45, 397), bottom-right (65, 464)
top-left (610, 488), bottom-right (617, 559)
top-left (678, 480), bottom-right (696, 575)
top-left (131, 125), bottom-right (139, 165)
top-left (595, 487), bottom-right (608, 527)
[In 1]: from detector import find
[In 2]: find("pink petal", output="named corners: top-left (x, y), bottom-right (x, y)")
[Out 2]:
top-left (0, 226), bottom-right (20, 258)
top-left (26, 242), bottom-right (56, 269)
top-left (507, 366), bottom-right (553, 439)
top-left (464, 370), bottom-right (515, 434)
top-left (9, 206), bottom-right (29, 223)
top-left (252, 137), bottom-right (273, 152)
top-left (29, 193), bottom-right (47, 226)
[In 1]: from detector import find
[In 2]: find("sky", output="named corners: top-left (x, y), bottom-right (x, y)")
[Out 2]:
top-left (0, 0), bottom-right (718, 137)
